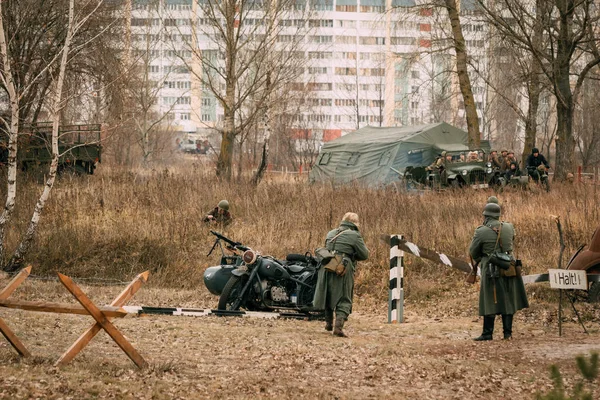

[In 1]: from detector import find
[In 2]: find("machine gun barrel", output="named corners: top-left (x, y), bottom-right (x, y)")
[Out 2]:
top-left (210, 231), bottom-right (249, 251)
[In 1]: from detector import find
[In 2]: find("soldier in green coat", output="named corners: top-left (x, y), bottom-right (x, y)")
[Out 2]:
top-left (314, 212), bottom-right (369, 337)
top-left (469, 203), bottom-right (529, 340)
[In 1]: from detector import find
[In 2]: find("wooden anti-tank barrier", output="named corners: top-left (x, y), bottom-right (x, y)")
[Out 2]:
top-left (0, 267), bottom-right (149, 369)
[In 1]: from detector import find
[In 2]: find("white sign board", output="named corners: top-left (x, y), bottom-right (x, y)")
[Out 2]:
top-left (548, 269), bottom-right (588, 290)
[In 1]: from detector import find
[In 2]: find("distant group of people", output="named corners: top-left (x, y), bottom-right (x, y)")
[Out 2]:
top-left (488, 147), bottom-right (551, 183)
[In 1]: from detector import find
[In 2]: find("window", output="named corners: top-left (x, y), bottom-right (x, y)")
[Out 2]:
top-left (360, 5), bottom-right (385, 13)
top-left (202, 114), bottom-right (212, 121)
top-left (318, 152), bottom-right (332, 165)
top-left (336, 36), bottom-right (356, 44)
top-left (176, 97), bottom-right (191, 105)
top-left (310, 35), bottom-right (333, 43)
top-left (180, 113), bottom-right (191, 120)
top-left (359, 37), bottom-right (385, 45)
top-left (308, 67), bottom-right (328, 74)
top-left (337, 20), bottom-right (356, 28)
top-left (308, 51), bottom-right (333, 59)
top-left (407, 149), bottom-right (424, 164)
top-left (379, 150), bottom-right (392, 166)
top-left (308, 19), bottom-right (333, 27)
top-left (336, 5), bottom-right (357, 11)
top-left (347, 153), bottom-right (361, 166)
top-left (335, 67), bottom-right (356, 75)
top-left (148, 65), bottom-right (160, 73)
top-left (202, 98), bottom-right (212, 106)
top-left (391, 37), bottom-right (415, 45)
top-left (411, 70), bottom-right (420, 79)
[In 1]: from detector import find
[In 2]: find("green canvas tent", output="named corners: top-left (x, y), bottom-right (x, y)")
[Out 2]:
top-left (309, 122), bottom-right (490, 186)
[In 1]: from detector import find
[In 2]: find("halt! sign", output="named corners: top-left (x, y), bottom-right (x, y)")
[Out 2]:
top-left (548, 269), bottom-right (588, 290)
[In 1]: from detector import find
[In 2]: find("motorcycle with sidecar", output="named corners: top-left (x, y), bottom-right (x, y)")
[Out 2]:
top-left (203, 231), bottom-right (321, 312)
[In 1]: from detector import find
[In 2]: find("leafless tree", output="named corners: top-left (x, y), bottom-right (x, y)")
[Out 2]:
top-left (477, 0), bottom-right (600, 180)
top-left (2, 0), bottom-right (106, 271)
top-left (183, 0), bottom-right (312, 181)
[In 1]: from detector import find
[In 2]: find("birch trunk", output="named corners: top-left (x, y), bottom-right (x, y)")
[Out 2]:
top-left (0, 2), bottom-right (20, 266)
top-left (445, 0), bottom-right (481, 149)
top-left (6, 0), bottom-right (75, 272)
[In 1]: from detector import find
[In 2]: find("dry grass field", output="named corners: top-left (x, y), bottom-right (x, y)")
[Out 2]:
top-left (0, 165), bottom-right (599, 399)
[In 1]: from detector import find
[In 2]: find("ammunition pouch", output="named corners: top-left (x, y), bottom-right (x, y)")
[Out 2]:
top-left (489, 252), bottom-right (513, 270)
top-left (322, 254), bottom-right (347, 276)
top-left (488, 253), bottom-right (521, 278)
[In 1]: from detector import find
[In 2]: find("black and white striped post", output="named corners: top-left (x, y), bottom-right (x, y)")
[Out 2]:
top-left (388, 235), bottom-right (404, 323)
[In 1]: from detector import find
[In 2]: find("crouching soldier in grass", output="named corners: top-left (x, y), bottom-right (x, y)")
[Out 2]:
top-left (314, 212), bottom-right (369, 337)
top-left (469, 202), bottom-right (529, 341)
top-left (203, 200), bottom-right (232, 226)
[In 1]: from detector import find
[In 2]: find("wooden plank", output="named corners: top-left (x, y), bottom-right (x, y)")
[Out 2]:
top-left (0, 299), bottom-right (126, 318)
top-left (56, 271), bottom-right (149, 366)
top-left (57, 273), bottom-right (147, 369)
top-left (0, 266), bottom-right (32, 300)
top-left (0, 318), bottom-right (31, 357)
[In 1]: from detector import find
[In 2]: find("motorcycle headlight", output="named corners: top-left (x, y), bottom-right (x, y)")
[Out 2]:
top-left (242, 249), bottom-right (258, 265)
top-left (486, 168), bottom-right (492, 174)
top-left (486, 162), bottom-right (491, 168)
top-left (462, 169), bottom-right (468, 176)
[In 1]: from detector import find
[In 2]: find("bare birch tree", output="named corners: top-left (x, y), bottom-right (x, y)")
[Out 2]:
top-left (1, 0), bottom-right (107, 271)
top-left (186, 0), bottom-right (311, 180)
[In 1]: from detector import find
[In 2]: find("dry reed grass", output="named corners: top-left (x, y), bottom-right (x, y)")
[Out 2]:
top-left (2, 165), bottom-right (599, 304)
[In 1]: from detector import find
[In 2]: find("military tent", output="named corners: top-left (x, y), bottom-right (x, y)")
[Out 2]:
top-left (309, 122), bottom-right (490, 186)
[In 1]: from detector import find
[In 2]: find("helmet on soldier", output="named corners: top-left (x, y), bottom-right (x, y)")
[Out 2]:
top-left (508, 150), bottom-right (514, 155)
top-left (217, 200), bottom-right (230, 211)
top-left (441, 151), bottom-right (447, 156)
top-left (487, 196), bottom-right (499, 204)
top-left (482, 203), bottom-right (501, 219)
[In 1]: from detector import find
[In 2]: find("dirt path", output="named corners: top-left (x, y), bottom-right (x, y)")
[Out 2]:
top-left (0, 282), bottom-right (598, 399)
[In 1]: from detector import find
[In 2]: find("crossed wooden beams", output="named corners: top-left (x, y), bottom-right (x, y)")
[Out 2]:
top-left (0, 267), bottom-right (149, 369)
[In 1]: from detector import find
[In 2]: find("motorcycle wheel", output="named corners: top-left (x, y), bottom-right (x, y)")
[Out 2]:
top-left (218, 275), bottom-right (246, 311)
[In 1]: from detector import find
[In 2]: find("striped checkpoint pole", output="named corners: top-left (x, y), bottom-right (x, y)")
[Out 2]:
top-left (388, 235), bottom-right (404, 323)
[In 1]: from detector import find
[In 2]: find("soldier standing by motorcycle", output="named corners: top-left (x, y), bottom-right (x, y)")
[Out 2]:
top-left (314, 212), bottom-right (369, 337)
top-left (469, 202), bottom-right (529, 341)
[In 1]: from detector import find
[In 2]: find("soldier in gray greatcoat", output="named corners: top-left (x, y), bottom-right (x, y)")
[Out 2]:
top-left (469, 203), bottom-right (529, 340)
top-left (314, 212), bottom-right (369, 337)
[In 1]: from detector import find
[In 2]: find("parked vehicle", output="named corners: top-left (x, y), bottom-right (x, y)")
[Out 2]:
top-left (405, 150), bottom-right (502, 189)
top-left (0, 122), bottom-right (102, 175)
top-left (203, 231), bottom-right (320, 312)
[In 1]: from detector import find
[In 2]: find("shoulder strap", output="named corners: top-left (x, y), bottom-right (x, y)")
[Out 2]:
top-left (486, 222), bottom-right (504, 252)
top-left (328, 228), bottom-right (349, 252)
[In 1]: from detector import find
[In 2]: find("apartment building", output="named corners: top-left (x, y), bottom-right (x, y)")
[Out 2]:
top-left (128, 0), bottom-right (489, 145)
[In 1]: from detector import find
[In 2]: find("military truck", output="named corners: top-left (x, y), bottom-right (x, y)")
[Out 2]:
top-left (0, 122), bottom-right (102, 175)
top-left (405, 150), bottom-right (503, 189)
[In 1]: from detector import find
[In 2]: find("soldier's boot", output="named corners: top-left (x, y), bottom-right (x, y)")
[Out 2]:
top-left (333, 317), bottom-right (347, 337)
top-left (324, 309), bottom-right (334, 332)
top-left (502, 314), bottom-right (513, 340)
top-left (473, 315), bottom-right (495, 341)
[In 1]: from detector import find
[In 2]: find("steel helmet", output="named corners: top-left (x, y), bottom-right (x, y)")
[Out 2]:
top-left (441, 151), bottom-right (447, 156)
top-left (482, 203), bottom-right (501, 218)
top-left (487, 196), bottom-right (499, 205)
top-left (217, 200), bottom-right (230, 211)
